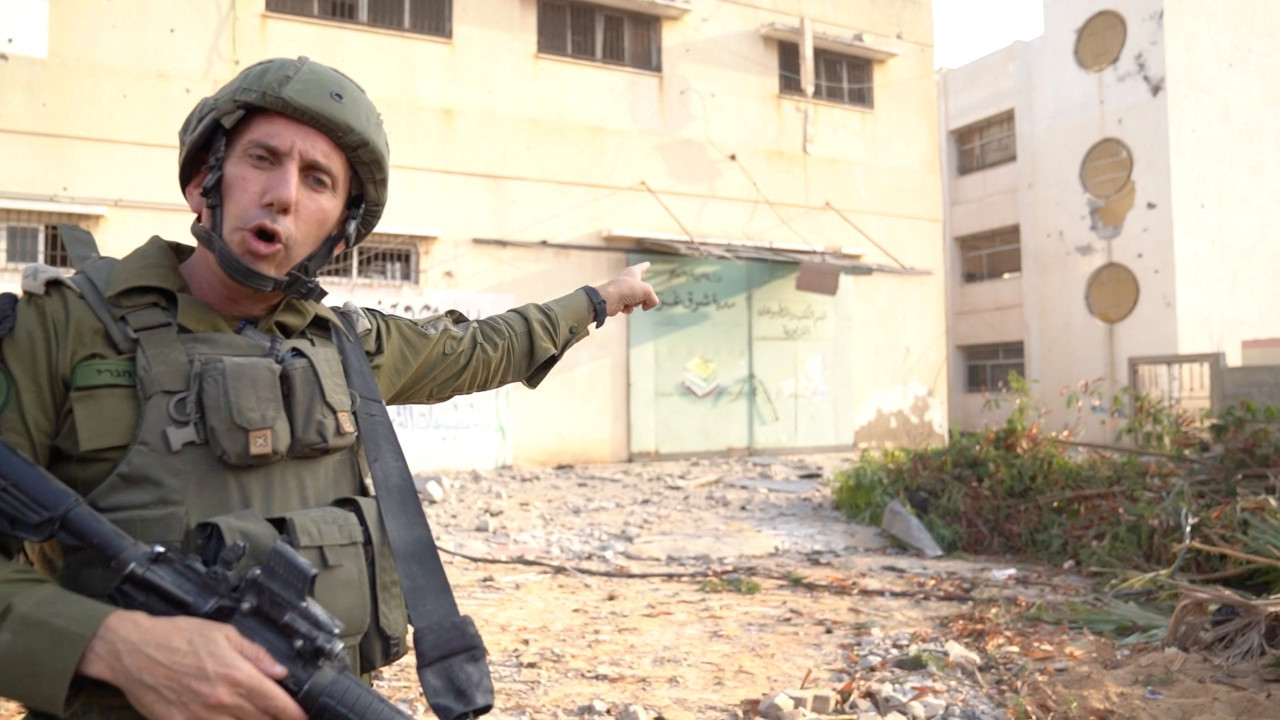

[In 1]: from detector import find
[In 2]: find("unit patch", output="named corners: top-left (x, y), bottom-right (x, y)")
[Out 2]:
top-left (72, 359), bottom-right (137, 389)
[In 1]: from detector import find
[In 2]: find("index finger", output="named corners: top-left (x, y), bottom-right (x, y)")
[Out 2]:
top-left (622, 261), bottom-right (651, 279)
top-left (241, 675), bottom-right (307, 720)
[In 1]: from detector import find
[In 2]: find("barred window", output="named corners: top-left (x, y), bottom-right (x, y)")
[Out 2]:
top-left (778, 42), bottom-right (873, 109)
top-left (538, 0), bottom-right (661, 72)
top-left (319, 235), bottom-right (420, 283)
top-left (266, 0), bottom-right (451, 37)
top-left (963, 342), bottom-right (1024, 393)
top-left (956, 111), bottom-right (1016, 174)
top-left (957, 226), bottom-right (1021, 283)
top-left (0, 211), bottom-right (85, 269)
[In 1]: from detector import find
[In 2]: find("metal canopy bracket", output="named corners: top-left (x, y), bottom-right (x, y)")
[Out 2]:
top-left (759, 22), bottom-right (900, 62)
top-left (587, 0), bottom-right (693, 19)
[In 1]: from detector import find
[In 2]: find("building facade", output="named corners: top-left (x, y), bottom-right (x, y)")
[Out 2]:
top-left (1, 0), bottom-right (946, 468)
top-left (941, 0), bottom-right (1280, 438)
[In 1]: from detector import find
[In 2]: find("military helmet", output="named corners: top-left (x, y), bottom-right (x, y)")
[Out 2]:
top-left (178, 57), bottom-right (389, 244)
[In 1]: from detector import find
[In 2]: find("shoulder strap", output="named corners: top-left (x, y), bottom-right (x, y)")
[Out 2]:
top-left (57, 224), bottom-right (101, 272)
top-left (58, 231), bottom-right (137, 355)
top-left (331, 313), bottom-right (494, 720)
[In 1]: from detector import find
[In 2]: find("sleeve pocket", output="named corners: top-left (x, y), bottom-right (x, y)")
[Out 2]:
top-left (70, 386), bottom-right (138, 452)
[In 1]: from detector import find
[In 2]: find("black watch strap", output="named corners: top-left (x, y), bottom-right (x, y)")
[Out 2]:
top-left (581, 285), bottom-right (607, 329)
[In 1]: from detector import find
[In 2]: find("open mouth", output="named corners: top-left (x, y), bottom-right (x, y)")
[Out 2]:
top-left (254, 227), bottom-right (279, 244)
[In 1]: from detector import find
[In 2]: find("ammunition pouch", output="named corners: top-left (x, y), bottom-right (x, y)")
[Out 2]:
top-left (191, 497), bottom-right (408, 673)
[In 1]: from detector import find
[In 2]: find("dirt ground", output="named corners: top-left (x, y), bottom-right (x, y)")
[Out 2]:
top-left (3, 453), bottom-right (1279, 719)
top-left (372, 454), bottom-right (1280, 720)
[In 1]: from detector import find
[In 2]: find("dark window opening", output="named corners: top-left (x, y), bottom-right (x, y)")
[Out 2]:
top-left (266, 0), bottom-right (451, 37)
top-left (3, 222), bottom-right (74, 269)
top-left (963, 342), bottom-right (1025, 393)
top-left (778, 41), bottom-right (873, 109)
top-left (957, 226), bottom-right (1021, 283)
top-left (956, 111), bottom-right (1016, 174)
top-left (319, 237), bottom-right (419, 283)
top-left (538, 0), bottom-right (661, 72)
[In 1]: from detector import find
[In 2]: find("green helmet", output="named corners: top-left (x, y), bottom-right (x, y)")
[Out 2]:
top-left (178, 56), bottom-right (389, 244)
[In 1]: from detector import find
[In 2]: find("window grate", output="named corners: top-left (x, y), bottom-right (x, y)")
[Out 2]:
top-left (777, 42), bottom-right (873, 109)
top-left (957, 226), bottom-right (1021, 283)
top-left (963, 342), bottom-right (1024, 393)
top-left (318, 235), bottom-right (420, 284)
top-left (0, 211), bottom-right (86, 270)
top-left (267, 0), bottom-right (451, 38)
top-left (538, 0), bottom-right (661, 72)
top-left (956, 111), bottom-right (1016, 174)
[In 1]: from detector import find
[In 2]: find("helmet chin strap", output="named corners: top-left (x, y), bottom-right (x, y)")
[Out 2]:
top-left (190, 128), bottom-right (364, 304)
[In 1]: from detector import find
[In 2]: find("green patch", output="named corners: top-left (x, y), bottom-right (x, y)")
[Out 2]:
top-left (698, 576), bottom-right (762, 595)
top-left (0, 365), bottom-right (11, 413)
top-left (72, 360), bottom-right (136, 389)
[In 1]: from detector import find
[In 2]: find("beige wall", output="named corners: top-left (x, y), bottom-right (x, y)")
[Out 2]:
top-left (942, 0), bottom-right (1181, 438)
top-left (1020, 0), bottom-right (1179, 438)
top-left (1163, 0), bottom-right (1280, 367)
top-left (942, 0), bottom-right (1280, 436)
top-left (1, 0), bottom-right (945, 466)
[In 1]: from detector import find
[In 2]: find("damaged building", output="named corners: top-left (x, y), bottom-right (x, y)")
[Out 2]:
top-left (940, 0), bottom-right (1280, 437)
top-left (0, 0), bottom-right (947, 468)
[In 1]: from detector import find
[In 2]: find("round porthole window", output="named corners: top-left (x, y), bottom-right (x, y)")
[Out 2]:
top-left (1080, 138), bottom-right (1133, 199)
top-left (1085, 262), bottom-right (1139, 323)
top-left (1076, 10), bottom-right (1127, 72)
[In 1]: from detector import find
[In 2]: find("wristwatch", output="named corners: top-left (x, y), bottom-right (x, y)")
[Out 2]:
top-left (581, 285), bottom-right (607, 328)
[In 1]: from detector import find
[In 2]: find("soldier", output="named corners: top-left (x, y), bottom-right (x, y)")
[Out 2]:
top-left (0, 57), bottom-right (658, 720)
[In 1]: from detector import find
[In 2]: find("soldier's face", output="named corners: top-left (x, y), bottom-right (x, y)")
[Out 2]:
top-left (186, 111), bottom-right (352, 279)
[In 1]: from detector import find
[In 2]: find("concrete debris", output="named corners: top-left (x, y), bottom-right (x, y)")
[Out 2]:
top-left (758, 692), bottom-right (795, 719)
top-left (880, 499), bottom-right (944, 558)
top-left (741, 631), bottom-right (1008, 720)
top-left (810, 690), bottom-right (837, 714)
top-left (616, 705), bottom-right (651, 720)
top-left (414, 474), bottom-right (446, 503)
top-left (944, 640), bottom-right (982, 670)
top-left (576, 699), bottom-right (609, 716)
top-left (426, 454), bottom-right (1020, 720)
top-left (781, 689), bottom-right (813, 710)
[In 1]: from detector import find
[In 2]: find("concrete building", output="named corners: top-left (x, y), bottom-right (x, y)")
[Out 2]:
top-left (940, 0), bottom-right (1280, 438)
top-left (1, 0), bottom-right (946, 468)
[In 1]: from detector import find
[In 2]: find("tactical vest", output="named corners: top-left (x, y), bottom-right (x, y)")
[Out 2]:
top-left (46, 230), bottom-right (408, 705)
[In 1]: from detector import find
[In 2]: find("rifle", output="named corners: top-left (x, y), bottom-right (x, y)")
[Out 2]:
top-left (0, 439), bottom-right (410, 720)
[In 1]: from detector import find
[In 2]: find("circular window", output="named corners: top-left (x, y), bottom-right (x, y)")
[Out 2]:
top-left (1076, 10), bottom-right (1127, 72)
top-left (1085, 263), bottom-right (1139, 323)
top-left (1080, 138), bottom-right (1133, 198)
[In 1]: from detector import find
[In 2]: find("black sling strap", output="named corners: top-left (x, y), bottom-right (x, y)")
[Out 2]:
top-left (332, 312), bottom-right (494, 720)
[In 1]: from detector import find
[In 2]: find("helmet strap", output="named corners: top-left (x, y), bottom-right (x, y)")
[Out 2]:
top-left (191, 128), bottom-right (367, 303)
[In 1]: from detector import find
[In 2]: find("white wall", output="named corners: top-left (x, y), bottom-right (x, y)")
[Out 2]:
top-left (1018, 0), bottom-right (1180, 437)
top-left (1163, 0), bottom-right (1280, 367)
top-left (940, 44), bottom-right (1025, 429)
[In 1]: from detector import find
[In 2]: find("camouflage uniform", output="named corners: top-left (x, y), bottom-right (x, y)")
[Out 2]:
top-left (0, 138), bottom-right (595, 718)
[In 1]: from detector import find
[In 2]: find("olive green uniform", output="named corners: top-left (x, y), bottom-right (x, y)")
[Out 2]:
top-left (0, 236), bottom-right (594, 715)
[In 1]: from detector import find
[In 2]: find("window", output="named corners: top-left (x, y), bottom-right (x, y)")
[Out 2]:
top-left (955, 111), bottom-right (1015, 174)
top-left (957, 226), bottom-right (1021, 283)
top-left (0, 212), bottom-right (81, 269)
top-left (537, 0), bottom-right (661, 72)
top-left (963, 342), bottom-right (1024, 393)
top-left (319, 235), bottom-right (420, 283)
top-left (778, 42), bottom-right (873, 109)
top-left (266, 0), bottom-right (451, 37)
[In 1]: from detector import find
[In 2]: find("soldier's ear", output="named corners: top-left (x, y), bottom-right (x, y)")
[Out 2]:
top-left (184, 168), bottom-right (209, 215)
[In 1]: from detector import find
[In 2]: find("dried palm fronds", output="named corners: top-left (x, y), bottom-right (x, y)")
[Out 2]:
top-left (1165, 583), bottom-right (1280, 665)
